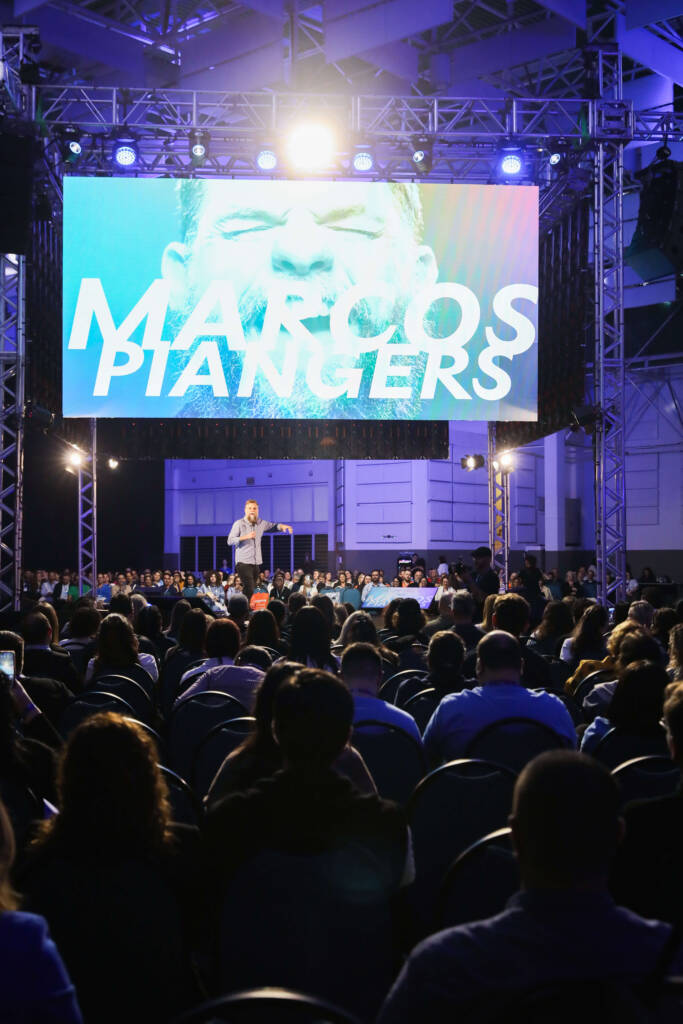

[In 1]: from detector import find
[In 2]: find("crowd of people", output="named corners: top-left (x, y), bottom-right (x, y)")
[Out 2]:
top-left (1, 552), bottom-right (683, 1022)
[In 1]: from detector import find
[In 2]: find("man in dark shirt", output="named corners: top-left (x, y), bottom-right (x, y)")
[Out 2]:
top-left (0, 629), bottom-right (75, 727)
top-left (610, 681), bottom-right (683, 922)
top-left (379, 751), bottom-right (683, 1024)
top-left (456, 546), bottom-right (500, 607)
top-left (20, 612), bottom-right (82, 693)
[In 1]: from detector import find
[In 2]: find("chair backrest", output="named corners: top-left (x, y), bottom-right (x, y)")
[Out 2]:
top-left (395, 676), bottom-right (435, 709)
top-left (219, 848), bottom-right (396, 1021)
top-left (192, 717), bottom-right (256, 797)
top-left (0, 776), bottom-right (42, 853)
top-left (465, 717), bottom-right (572, 773)
top-left (261, 646), bottom-right (282, 662)
top-left (592, 727), bottom-right (669, 771)
top-left (168, 690), bottom-right (248, 783)
top-left (59, 690), bottom-right (135, 738)
top-left (159, 653), bottom-right (207, 718)
top-left (541, 656), bottom-right (572, 692)
top-left (573, 669), bottom-right (616, 707)
top-left (171, 988), bottom-right (362, 1024)
top-left (352, 720), bottom-right (426, 803)
top-left (379, 669), bottom-right (429, 705)
top-left (158, 764), bottom-right (202, 825)
top-left (122, 717), bottom-right (168, 765)
top-left (402, 688), bottom-right (440, 734)
top-left (439, 827), bottom-right (518, 929)
top-left (407, 759), bottom-right (517, 936)
top-left (611, 755), bottom-right (680, 806)
top-left (175, 661), bottom-right (210, 701)
top-left (89, 675), bottom-right (154, 725)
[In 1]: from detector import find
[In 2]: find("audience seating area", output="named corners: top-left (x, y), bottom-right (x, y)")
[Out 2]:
top-left (1, 573), bottom-right (683, 1023)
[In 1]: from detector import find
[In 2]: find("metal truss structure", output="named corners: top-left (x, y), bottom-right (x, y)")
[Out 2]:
top-left (487, 424), bottom-right (509, 590)
top-left (76, 420), bottom-right (97, 597)
top-left (0, 254), bottom-right (25, 614)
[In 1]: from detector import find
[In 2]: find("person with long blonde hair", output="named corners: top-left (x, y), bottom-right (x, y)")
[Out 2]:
top-left (0, 798), bottom-right (82, 1022)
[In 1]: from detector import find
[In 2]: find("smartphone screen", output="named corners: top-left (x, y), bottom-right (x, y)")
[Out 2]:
top-left (0, 650), bottom-right (15, 690)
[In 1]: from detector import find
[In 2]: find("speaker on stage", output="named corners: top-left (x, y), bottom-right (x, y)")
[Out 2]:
top-left (625, 156), bottom-right (683, 281)
top-left (0, 133), bottom-right (35, 256)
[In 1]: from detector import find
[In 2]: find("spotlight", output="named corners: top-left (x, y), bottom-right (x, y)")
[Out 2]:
top-left (108, 458), bottom-right (119, 469)
top-left (549, 151), bottom-right (562, 166)
top-left (189, 130), bottom-right (210, 166)
top-left (352, 145), bottom-right (374, 173)
top-left (460, 454), bottom-right (485, 471)
top-left (411, 137), bottom-right (433, 173)
top-left (60, 127), bottom-right (82, 163)
top-left (256, 147), bottom-right (278, 171)
top-left (68, 450), bottom-right (83, 467)
top-left (498, 149), bottom-right (523, 177)
top-left (493, 451), bottom-right (515, 473)
top-left (112, 138), bottom-right (138, 169)
top-left (286, 122), bottom-right (335, 171)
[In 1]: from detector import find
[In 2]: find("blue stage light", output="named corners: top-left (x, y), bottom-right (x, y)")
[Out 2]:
top-left (112, 139), bottom-right (138, 168)
top-left (500, 152), bottom-right (522, 176)
top-left (257, 148), bottom-right (277, 171)
top-left (549, 151), bottom-right (562, 166)
top-left (353, 149), bottom-right (374, 172)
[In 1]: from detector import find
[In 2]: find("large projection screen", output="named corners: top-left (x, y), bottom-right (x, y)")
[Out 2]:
top-left (63, 178), bottom-right (538, 421)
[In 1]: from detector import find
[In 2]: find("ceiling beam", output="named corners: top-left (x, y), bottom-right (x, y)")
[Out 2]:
top-left (617, 15), bottom-right (683, 85)
top-left (359, 41), bottom-right (418, 83)
top-left (32, 6), bottom-right (147, 74)
top-left (533, 0), bottom-right (586, 29)
top-left (626, 0), bottom-right (683, 30)
top-left (323, 0), bottom-right (452, 64)
top-left (178, 9), bottom-right (283, 80)
top-left (448, 18), bottom-right (577, 84)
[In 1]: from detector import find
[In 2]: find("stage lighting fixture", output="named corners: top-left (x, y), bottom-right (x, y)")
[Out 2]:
top-left (189, 130), bottom-right (210, 165)
top-left (256, 147), bottom-right (278, 171)
top-left (286, 121), bottom-right (335, 171)
top-left (460, 454), bottom-right (485, 471)
top-left (68, 450), bottom-right (83, 467)
top-left (412, 137), bottom-right (433, 173)
top-left (60, 127), bottom-right (83, 163)
top-left (498, 148), bottom-right (523, 177)
top-left (352, 146), bottom-right (374, 172)
top-left (112, 138), bottom-right (138, 169)
top-left (493, 451), bottom-right (515, 473)
top-left (549, 151), bottom-right (562, 166)
top-left (108, 457), bottom-right (119, 469)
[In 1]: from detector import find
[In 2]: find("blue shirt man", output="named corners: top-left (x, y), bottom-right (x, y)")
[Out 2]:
top-left (423, 630), bottom-right (575, 767)
top-left (341, 642), bottom-right (423, 746)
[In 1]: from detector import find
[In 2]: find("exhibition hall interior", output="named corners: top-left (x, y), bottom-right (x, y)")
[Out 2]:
top-left (0, 0), bottom-right (683, 1021)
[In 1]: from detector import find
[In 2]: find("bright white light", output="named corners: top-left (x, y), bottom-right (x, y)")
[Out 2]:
top-left (353, 150), bottom-right (374, 172)
top-left (113, 142), bottom-right (137, 168)
top-left (108, 458), bottom-right (119, 469)
top-left (500, 153), bottom-right (522, 176)
top-left (500, 452), bottom-right (514, 469)
top-left (549, 151), bottom-right (562, 166)
top-left (69, 450), bottom-right (83, 467)
top-left (412, 149), bottom-right (426, 164)
top-left (68, 140), bottom-right (82, 156)
top-left (257, 149), bottom-right (277, 171)
top-left (286, 122), bottom-right (335, 170)
top-left (466, 455), bottom-right (476, 470)
top-left (191, 142), bottom-right (206, 159)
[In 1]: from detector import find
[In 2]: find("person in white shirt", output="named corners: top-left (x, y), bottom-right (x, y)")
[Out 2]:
top-left (361, 570), bottom-right (388, 604)
top-left (435, 574), bottom-right (456, 603)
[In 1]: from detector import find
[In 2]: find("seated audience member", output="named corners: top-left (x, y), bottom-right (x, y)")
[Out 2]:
top-left (311, 593), bottom-right (340, 641)
top-left (198, 571), bottom-right (226, 611)
top-left (462, 594), bottom-right (552, 690)
top-left (433, 574), bottom-right (455, 604)
top-left (583, 632), bottom-right (664, 718)
top-left (361, 569), bottom-right (386, 603)
top-left (85, 613), bottom-right (156, 690)
top-left (611, 682), bottom-right (683, 922)
top-left (424, 592), bottom-right (457, 638)
top-left (58, 606), bottom-right (100, 680)
top-left (340, 643), bottom-right (422, 744)
top-left (52, 571), bottom-right (79, 606)
top-left (526, 600), bottom-right (575, 658)
top-left (202, 669), bottom-right (410, 1015)
top-left (288, 605), bottom-right (339, 673)
top-left (628, 599), bottom-right (655, 631)
top-left (227, 593), bottom-right (250, 639)
top-left (21, 714), bottom-right (197, 1024)
top-left (475, 592), bottom-right (498, 634)
top-left (651, 607), bottom-right (678, 656)
top-left (160, 571), bottom-right (179, 597)
top-left (0, 798), bottom-right (82, 1023)
top-left (338, 611), bottom-right (398, 671)
top-left (0, 674), bottom-right (60, 820)
top-left (176, 619), bottom-right (264, 711)
top-left (245, 608), bottom-right (286, 655)
top-left (0, 630), bottom-right (74, 728)
top-left (180, 573), bottom-right (199, 598)
top-left (108, 592), bottom-right (158, 662)
top-left (163, 598), bottom-right (191, 647)
top-left (269, 571), bottom-right (291, 603)
top-left (160, 608), bottom-right (208, 712)
top-left (95, 572), bottom-right (112, 603)
top-left (415, 630), bottom-right (470, 701)
top-left (450, 591), bottom-right (483, 650)
top-left (423, 631), bottom-right (575, 768)
top-left (110, 572), bottom-right (131, 598)
top-left (668, 623), bottom-right (683, 682)
top-left (565, 619), bottom-right (643, 695)
top-left (559, 603), bottom-right (609, 668)
top-left (206, 662), bottom-right (376, 808)
top-left (136, 603), bottom-right (175, 661)
top-left (580, 660), bottom-right (669, 754)
top-left (266, 598), bottom-right (287, 636)
top-left (21, 613), bottom-right (82, 693)
top-left (386, 599), bottom-right (430, 669)
top-left (379, 751), bottom-right (683, 1023)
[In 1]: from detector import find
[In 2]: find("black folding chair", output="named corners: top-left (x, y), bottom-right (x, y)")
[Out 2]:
top-left (158, 764), bottom-right (202, 826)
top-left (572, 669), bottom-right (616, 708)
top-left (395, 676), bottom-right (435, 709)
top-left (379, 670), bottom-right (429, 705)
top-left (171, 988), bottom-right (361, 1024)
top-left (90, 675), bottom-right (155, 725)
top-left (402, 688), bottom-right (440, 734)
top-left (439, 827), bottom-right (518, 929)
top-left (192, 716), bottom-right (256, 797)
top-left (59, 690), bottom-right (135, 738)
top-left (168, 690), bottom-right (248, 783)
top-left (407, 759), bottom-right (517, 935)
top-left (174, 661), bottom-right (210, 702)
top-left (123, 717), bottom-right (168, 765)
top-left (352, 720), bottom-right (426, 803)
top-left (611, 755), bottom-right (680, 806)
top-left (592, 726), bottom-right (669, 771)
top-left (465, 717), bottom-right (573, 773)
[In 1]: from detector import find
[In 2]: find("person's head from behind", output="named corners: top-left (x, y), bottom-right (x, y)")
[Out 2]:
top-left (246, 609), bottom-right (279, 649)
top-left (287, 590), bottom-right (308, 618)
top-left (491, 593), bottom-right (530, 639)
top-left (510, 751), bottom-right (622, 889)
top-left (311, 594), bottom-right (336, 639)
top-left (273, 668), bottom-right (353, 771)
top-left (428, 630), bottom-right (466, 688)
top-left (536, 599), bottom-right (574, 640)
top-left (20, 612), bottom-right (52, 647)
top-left (109, 592), bottom-right (133, 620)
top-left (289, 605), bottom-right (332, 669)
top-left (136, 603), bottom-right (163, 641)
top-left (39, 713), bottom-right (172, 855)
top-left (668, 623), bottom-right (683, 677)
top-left (451, 591), bottom-right (475, 624)
top-left (663, 683), bottom-right (683, 765)
top-left (608, 660), bottom-right (668, 733)
top-left (383, 597), bottom-right (403, 631)
top-left (178, 606), bottom-right (208, 653)
top-left (339, 610), bottom-right (378, 648)
top-left (393, 597), bottom-right (426, 637)
top-left (652, 607), bottom-right (678, 647)
top-left (340, 642), bottom-right (382, 695)
top-left (205, 618), bottom-right (241, 660)
top-left (167, 598), bottom-right (191, 639)
top-left (628, 599), bottom-right (655, 630)
top-left (95, 613), bottom-right (138, 667)
top-left (475, 630), bottom-right (522, 685)
top-left (616, 631), bottom-right (663, 673)
top-left (267, 598), bottom-right (286, 630)
top-left (0, 798), bottom-right (18, 912)
top-left (479, 593), bottom-right (498, 632)
top-left (69, 606), bottom-right (101, 640)
top-left (228, 593), bottom-right (250, 626)
top-left (572, 603), bottom-right (609, 655)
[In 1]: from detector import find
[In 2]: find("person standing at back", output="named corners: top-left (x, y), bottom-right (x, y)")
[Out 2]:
top-left (227, 500), bottom-right (292, 601)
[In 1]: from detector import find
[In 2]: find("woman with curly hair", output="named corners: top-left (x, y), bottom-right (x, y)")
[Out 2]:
top-left (20, 714), bottom-right (197, 1024)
